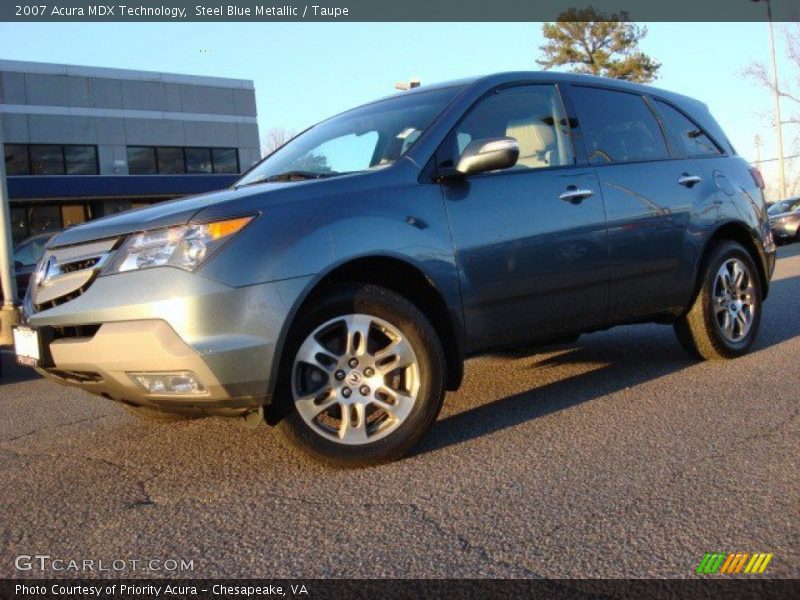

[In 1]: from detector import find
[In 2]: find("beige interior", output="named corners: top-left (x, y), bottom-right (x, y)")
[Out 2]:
top-left (506, 119), bottom-right (557, 169)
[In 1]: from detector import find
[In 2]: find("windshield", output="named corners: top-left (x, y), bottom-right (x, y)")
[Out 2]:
top-left (236, 86), bottom-right (464, 186)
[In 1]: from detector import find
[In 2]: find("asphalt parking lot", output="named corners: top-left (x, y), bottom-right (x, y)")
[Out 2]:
top-left (1, 245), bottom-right (798, 580)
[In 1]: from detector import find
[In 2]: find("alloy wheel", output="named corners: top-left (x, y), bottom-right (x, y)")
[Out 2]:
top-left (712, 258), bottom-right (756, 343)
top-left (291, 313), bottom-right (421, 445)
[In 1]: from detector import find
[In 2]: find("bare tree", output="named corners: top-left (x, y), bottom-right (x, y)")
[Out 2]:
top-left (742, 23), bottom-right (800, 126)
top-left (262, 127), bottom-right (296, 156)
top-left (742, 23), bottom-right (800, 198)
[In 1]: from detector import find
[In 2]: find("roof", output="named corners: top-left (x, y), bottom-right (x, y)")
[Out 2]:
top-left (382, 71), bottom-right (703, 110)
top-left (0, 59), bottom-right (254, 90)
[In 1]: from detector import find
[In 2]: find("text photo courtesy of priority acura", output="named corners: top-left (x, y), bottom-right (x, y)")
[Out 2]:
top-left (14, 72), bottom-right (775, 467)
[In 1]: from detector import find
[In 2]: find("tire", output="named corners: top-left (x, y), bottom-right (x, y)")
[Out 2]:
top-left (674, 241), bottom-right (762, 360)
top-left (278, 284), bottom-right (446, 467)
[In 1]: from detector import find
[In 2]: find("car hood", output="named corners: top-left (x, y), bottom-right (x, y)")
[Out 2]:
top-left (48, 182), bottom-right (297, 248)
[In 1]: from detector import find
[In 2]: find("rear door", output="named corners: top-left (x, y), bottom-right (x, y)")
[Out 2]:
top-left (438, 84), bottom-right (609, 351)
top-left (568, 85), bottom-right (719, 321)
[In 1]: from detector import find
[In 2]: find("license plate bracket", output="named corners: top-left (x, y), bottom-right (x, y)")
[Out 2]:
top-left (12, 326), bottom-right (54, 368)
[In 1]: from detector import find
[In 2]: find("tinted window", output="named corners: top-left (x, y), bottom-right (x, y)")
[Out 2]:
top-left (442, 85), bottom-right (575, 171)
top-left (127, 147), bottom-right (157, 174)
top-left (655, 100), bottom-right (721, 157)
top-left (572, 87), bottom-right (669, 164)
top-left (212, 148), bottom-right (239, 173)
top-left (27, 205), bottom-right (62, 236)
top-left (770, 198), bottom-right (800, 215)
top-left (29, 145), bottom-right (65, 175)
top-left (64, 146), bottom-right (98, 174)
top-left (186, 147), bottom-right (213, 173)
top-left (4, 144), bottom-right (30, 175)
top-left (156, 147), bottom-right (185, 174)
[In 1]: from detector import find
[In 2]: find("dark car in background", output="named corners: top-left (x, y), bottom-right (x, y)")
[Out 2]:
top-left (0, 233), bottom-right (53, 303)
top-left (768, 198), bottom-right (800, 245)
top-left (15, 72), bottom-right (775, 466)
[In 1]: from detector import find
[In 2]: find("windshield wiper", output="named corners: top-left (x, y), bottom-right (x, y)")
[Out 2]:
top-left (237, 170), bottom-right (341, 187)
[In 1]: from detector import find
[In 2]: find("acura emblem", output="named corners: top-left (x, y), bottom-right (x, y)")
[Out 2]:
top-left (35, 256), bottom-right (57, 286)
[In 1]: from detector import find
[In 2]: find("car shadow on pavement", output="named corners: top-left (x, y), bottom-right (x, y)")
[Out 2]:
top-left (0, 350), bottom-right (42, 385)
top-left (417, 272), bottom-right (800, 456)
top-left (416, 335), bottom-right (696, 456)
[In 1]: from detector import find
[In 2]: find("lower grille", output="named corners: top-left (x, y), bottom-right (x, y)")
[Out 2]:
top-left (47, 369), bottom-right (103, 384)
top-left (51, 324), bottom-right (101, 340)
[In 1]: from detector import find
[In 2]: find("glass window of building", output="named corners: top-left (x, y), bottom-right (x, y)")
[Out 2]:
top-left (156, 147), bottom-right (186, 174)
top-left (29, 145), bottom-right (65, 175)
top-left (186, 147), bottom-right (213, 173)
top-left (64, 146), bottom-right (98, 175)
top-left (212, 148), bottom-right (239, 173)
top-left (4, 144), bottom-right (30, 175)
top-left (127, 146), bottom-right (157, 174)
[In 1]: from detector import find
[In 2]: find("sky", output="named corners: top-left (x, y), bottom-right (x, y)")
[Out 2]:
top-left (0, 21), bottom-right (797, 197)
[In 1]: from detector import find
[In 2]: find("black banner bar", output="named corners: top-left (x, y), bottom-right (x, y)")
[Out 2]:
top-left (1, 0), bottom-right (799, 23)
top-left (3, 579), bottom-right (800, 600)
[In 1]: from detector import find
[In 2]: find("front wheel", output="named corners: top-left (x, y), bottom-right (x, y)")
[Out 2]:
top-left (674, 241), bottom-right (763, 360)
top-left (278, 284), bottom-right (445, 467)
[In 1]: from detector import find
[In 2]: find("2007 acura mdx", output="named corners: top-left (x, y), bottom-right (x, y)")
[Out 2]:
top-left (15, 72), bottom-right (776, 466)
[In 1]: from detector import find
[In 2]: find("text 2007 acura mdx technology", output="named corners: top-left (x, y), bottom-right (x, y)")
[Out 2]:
top-left (15, 72), bottom-right (775, 466)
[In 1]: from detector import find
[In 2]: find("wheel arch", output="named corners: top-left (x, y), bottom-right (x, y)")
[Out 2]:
top-left (696, 220), bottom-right (771, 301)
top-left (264, 254), bottom-right (465, 424)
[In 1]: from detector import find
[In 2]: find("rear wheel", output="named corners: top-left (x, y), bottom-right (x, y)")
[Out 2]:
top-left (674, 241), bottom-right (762, 360)
top-left (278, 284), bottom-right (445, 467)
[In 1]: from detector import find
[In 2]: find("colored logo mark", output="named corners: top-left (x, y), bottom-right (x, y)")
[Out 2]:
top-left (696, 552), bottom-right (773, 574)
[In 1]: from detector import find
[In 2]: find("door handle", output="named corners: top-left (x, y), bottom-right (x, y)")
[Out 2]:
top-left (678, 173), bottom-right (702, 187)
top-left (559, 187), bottom-right (594, 204)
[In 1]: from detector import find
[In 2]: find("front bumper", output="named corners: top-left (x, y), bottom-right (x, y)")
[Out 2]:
top-left (27, 267), bottom-right (312, 417)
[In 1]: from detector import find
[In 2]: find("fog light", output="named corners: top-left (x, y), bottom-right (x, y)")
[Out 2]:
top-left (128, 371), bottom-right (206, 395)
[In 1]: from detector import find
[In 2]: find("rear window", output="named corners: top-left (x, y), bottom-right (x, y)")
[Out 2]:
top-left (655, 100), bottom-right (722, 157)
top-left (571, 86), bottom-right (669, 165)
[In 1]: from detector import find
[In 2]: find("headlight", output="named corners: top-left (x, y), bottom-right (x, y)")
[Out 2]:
top-left (103, 216), bottom-right (253, 274)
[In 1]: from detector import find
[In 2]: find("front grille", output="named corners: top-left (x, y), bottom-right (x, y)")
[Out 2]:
top-left (51, 324), bottom-right (101, 340)
top-left (35, 278), bottom-right (97, 311)
top-left (30, 237), bottom-right (118, 313)
top-left (60, 257), bottom-right (101, 273)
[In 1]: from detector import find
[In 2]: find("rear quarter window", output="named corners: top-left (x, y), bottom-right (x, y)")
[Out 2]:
top-left (654, 99), bottom-right (722, 157)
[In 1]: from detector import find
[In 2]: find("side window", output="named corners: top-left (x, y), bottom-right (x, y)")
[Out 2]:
top-left (442, 85), bottom-right (575, 172)
top-left (571, 86), bottom-right (669, 164)
top-left (655, 100), bottom-right (721, 157)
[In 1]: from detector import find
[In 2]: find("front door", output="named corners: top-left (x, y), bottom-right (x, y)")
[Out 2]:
top-left (438, 84), bottom-right (609, 352)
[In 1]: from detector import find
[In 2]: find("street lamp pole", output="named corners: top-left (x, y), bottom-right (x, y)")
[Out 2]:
top-left (0, 115), bottom-right (21, 345)
top-left (762, 0), bottom-right (787, 200)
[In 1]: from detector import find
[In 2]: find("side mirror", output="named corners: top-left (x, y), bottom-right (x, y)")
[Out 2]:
top-left (455, 137), bottom-right (519, 177)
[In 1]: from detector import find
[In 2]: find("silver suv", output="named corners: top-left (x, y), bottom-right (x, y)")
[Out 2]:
top-left (15, 72), bottom-right (775, 466)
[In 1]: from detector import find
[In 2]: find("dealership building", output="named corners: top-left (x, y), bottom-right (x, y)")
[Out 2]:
top-left (0, 59), bottom-right (261, 245)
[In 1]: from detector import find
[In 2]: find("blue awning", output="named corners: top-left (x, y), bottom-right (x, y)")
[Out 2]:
top-left (7, 174), bottom-right (239, 200)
